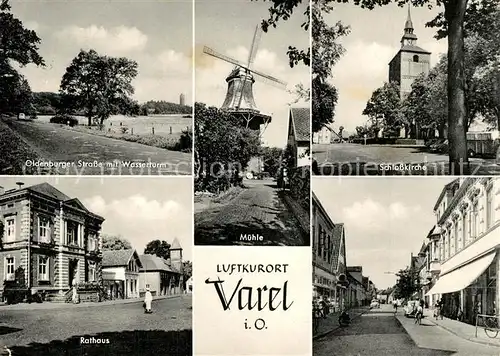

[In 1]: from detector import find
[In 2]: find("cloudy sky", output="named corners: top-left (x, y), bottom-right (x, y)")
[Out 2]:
top-left (10, 0), bottom-right (192, 104)
top-left (326, 3), bottom-right (448, 134)
top-left (313, 177), bottom-right (454, 289)
top-left (1, 177), bottom-right (192, 261)
top-left (195, 0), bottom-right (310, 148)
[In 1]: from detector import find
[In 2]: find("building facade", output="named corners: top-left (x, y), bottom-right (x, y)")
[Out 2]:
top-left (287, 107), bottom-right (311, 168)
top-left (312, 192), bottom-right (348, 309)
top-left (102, 249), bottom-right (142, 299)
top-left (138, 238), bottom-right (184, 296)
top-left (427, 178), bottom-right (500, 325)
top-left (0, 183), bottom-right (104, 301)
top-left (312, 126), bottom-right (333, 145)
top-left (388, 5), bottom-right (431, 98)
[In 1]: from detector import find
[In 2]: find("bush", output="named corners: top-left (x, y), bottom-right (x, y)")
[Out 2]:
top-left (50, 114), bottom-right (79, 126)
top-left (175, 129), bottom-right (192, 152)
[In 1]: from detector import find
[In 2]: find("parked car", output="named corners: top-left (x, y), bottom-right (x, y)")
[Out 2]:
top-left (404, 300), bottom-right (421, 318)
top-left (370, 299), bottom-right (380, 309)
top-left (429, 139), bottom-right (449, 154)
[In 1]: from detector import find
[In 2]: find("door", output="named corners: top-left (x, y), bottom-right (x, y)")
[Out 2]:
top-left (68, 259), bottom-right (78, 287)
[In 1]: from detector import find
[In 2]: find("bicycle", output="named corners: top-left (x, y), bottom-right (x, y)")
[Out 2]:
top-left (415, 311), bottom-right (422, 325)
top-left (483, 315), bottom-right (499, 338)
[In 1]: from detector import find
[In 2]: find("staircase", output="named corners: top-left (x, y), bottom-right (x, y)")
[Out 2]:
top-left (44, 289), bottom-right (72, 303)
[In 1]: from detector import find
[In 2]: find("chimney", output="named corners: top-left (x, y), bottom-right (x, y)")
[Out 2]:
top-left (0, 186), bottom-right (4, 195)
top-left (16, 182), bottom-right (24, 190)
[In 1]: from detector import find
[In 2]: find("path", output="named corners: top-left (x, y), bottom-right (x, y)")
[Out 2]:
top-left (194, 180), bottom-right (307, 246)
top-left (3, 119), bottom-right (191, 175)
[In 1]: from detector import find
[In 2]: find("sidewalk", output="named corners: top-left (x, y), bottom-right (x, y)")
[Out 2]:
top-left (424, 309), bottom-right (500, 348)
top-left (0, 293), bottom-right (189, 310)
top-left (313, 306), bottom-right (370, 339)
top-left (396, 310), bottom-right (500, 356)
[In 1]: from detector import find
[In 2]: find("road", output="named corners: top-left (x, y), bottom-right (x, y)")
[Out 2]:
top-left (195, 180), bottom-right (308, 246)
top-left (3, 119), bottom-right (191, 175)
top-left (0, 295), bottom-right (192, 356)
top-left (313, 144), bottom-right (500, 175)
top-left (314, 305), bottom-right (500, 356)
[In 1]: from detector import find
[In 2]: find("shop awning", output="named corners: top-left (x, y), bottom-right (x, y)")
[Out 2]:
top-left (426, 252), bottom-right (496, 296)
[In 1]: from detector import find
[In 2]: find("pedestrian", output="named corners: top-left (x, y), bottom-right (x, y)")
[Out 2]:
top-left (71, 277), bottom-right (79, 304)
top-left (144, 287), bottom-right (153, 313)
top-left (393, 300), bottom-right (398, 314)
top-left (322, 297), bottom-right (329, 318)
top-left (415, 303), bottom-right (423, 325)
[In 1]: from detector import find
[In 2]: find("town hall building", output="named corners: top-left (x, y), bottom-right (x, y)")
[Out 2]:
top-left (0, 182), bottom-right (104, 302)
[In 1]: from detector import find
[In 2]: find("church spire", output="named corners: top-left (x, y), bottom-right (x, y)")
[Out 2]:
top-left (404, 2), bottom-right (414, 33)
top-left (401, 2), bottom-right (417, 47)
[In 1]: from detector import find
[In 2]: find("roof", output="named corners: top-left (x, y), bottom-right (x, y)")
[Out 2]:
top-left (400, 45), bottom-right (431, 54)
top-left (433, 179), bottom-right (460, 211)
top-left (289, 107), bottom-right (310, 142)
top-left (102, 249), bottom-right (141, 268)
top-left (28, 183), bottom-right (71, 201)
top-left (171, 238), bottom-right (182, 250)
top-left (347, 266), bottom-right (362, 272)
top-left (332, 224), bottom-right (345, 273)
top-left (139, 254), bottom-right (180, 274)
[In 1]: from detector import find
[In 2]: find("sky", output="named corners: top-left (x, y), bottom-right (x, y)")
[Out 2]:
top-left (313, 177), bottom-right (455, 289)
top-left (0, 177), bottom-right (192, 262)
top-left (325, 3), bottom-right (448, 134)
top-left (194, 0), bottom-right (310, 148)
top-left (9, 0), bottom-right (193, 105)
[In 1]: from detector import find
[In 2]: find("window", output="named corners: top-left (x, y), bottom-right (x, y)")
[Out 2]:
top-left (5, 217), bottom-right (15, 242)
top-left (5, 257), bottom-right (15, 280)
top-left (486, 185), bottom-right (493, 229)
top-left (317, 226), bottom-right (323, 258)
top-left (413, 55), bottom-right (419, 62)
top-left (462, 214), bottom-right (467, 249)
top-left (87, 235), bottom-right (96, 252)
top-left (88, 262), bottom-right (96, 282)
top-left (39, 217), bottom-right (50, 243)
top-left (454, 222), bottom-right (459, 254)
top-left (38, 257), bottom-right (49, 281)
top-left (472, 201), bottom-right (479, 238)
top-left (66, 221), bottom-right (78, 245)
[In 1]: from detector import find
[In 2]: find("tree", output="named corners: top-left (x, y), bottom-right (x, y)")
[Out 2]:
top-left (101, 234), bottom-right (132, 251)
top-left (394, 267), bottom-right (421, 301)
top-left (363, 82), bottom-right (402, 138)
top-left (60, 49), bottom-right (138, 126)
top-left (182, 260), bottom-right (192, 280)
top-left (0, 0), bottom-right (44, 67)
top-left (144, 239), bottom-right (171, 260)
top-left (259, 0), bottom-right (500, 174)
top-left (194, 102), bottom-right (260, 193)
top-left (259, 146), bottom-right (283, 177)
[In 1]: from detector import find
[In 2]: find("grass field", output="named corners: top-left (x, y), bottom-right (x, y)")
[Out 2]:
top-left (37, 114), bottom-right (192, 137)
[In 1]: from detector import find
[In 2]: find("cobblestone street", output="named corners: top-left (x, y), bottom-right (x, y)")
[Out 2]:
top-left (0, 295), bottom-right (192, 356)
top-left (314, 305), bottom-right (500, 356)
top-left (195, 180), bottom-right (307, 246)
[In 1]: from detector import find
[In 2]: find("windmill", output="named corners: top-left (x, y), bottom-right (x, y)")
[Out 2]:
top-left (203, 24), bottom-right (287, 135)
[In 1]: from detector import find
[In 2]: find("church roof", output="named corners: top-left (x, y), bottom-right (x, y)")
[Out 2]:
top-left (139, 254), bottom-right (180, 274)
top-left (171, 238), bottom-right (182, 250)
top-left (401, 45), bottom-right (431, 54)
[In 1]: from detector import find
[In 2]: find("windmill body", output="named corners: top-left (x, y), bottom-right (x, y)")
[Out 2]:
top-left (203, 25), bottom-right (286, 134)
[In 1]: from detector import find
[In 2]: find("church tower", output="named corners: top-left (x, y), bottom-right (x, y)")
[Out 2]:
top-left (170, 237), bottom-right (183, 273)
top-left (388, 4), bottom-right (431, 97)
